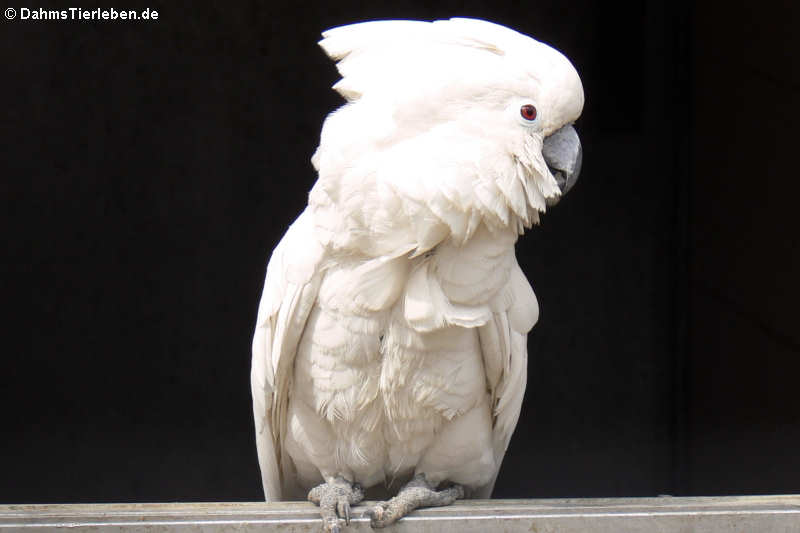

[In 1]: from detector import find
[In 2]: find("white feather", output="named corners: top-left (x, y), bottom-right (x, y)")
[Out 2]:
top-left (252, 17), bottom-right (583, 502)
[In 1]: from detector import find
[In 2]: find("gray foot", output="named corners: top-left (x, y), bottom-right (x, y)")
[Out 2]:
top-left (364, 473), bottom-right (464, 528)
top-left (308, 475), bottom-right (364, 533)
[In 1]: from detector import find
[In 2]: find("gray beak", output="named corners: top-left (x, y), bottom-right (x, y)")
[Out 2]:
top-left (542, 124), bottom-right (582, 197)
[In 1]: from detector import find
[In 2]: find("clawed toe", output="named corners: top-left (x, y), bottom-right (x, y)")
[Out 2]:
top-left (323, 516), bottom-right (341, 533)
top-left (309, 474), bottom-right (462, 530)
top-left (363, 502), bottom-right (389, 528)
top-left (365, 474), bottom-right (464, 528)
top-left (308, 476), bottom-right (364, 532)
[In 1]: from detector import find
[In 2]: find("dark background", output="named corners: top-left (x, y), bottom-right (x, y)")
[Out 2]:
top-left (5, 1), bottom-right (799, 502)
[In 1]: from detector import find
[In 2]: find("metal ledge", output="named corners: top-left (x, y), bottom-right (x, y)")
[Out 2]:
top-left (2, 496), bottom-right (799, 532)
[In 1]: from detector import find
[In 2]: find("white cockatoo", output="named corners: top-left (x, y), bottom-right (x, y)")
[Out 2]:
top-left (251, 18), bottom-right (583, 532)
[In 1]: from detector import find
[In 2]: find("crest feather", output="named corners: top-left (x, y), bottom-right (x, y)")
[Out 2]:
top-left (319, 18), bottom-right (536, 102)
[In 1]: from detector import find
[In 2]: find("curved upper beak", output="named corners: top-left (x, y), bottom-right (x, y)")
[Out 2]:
top-left (542, 124), bottom-right (582, 199)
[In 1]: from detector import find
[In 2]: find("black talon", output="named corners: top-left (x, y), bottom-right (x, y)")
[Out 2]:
top-left (307, 476), bottom-right (364, 533)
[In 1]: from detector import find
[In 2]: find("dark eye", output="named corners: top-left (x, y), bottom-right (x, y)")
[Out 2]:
top-left (520, 104), bottom-right (537, 121)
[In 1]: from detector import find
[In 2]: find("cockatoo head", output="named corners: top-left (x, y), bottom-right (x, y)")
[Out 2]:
top-left (311, 18), bottom-right (584, 245)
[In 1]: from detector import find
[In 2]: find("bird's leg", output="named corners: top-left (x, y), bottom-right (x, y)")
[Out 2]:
top-left (364, 473), bottom-right (464, 528)
top-left (308, 475), bottom-right (364, 533)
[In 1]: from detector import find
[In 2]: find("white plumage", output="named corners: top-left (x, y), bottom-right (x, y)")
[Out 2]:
top-left (251, 17), bottom-right (584, 515)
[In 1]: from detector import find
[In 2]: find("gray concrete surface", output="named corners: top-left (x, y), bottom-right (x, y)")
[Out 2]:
top-left (1, 495), bottom-right (798, 532)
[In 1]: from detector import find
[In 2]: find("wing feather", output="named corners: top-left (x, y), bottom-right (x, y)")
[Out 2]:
top-left (251, 209), bottom-right (325, 500)
top-left (475, 256), bottom-right (538, 497)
